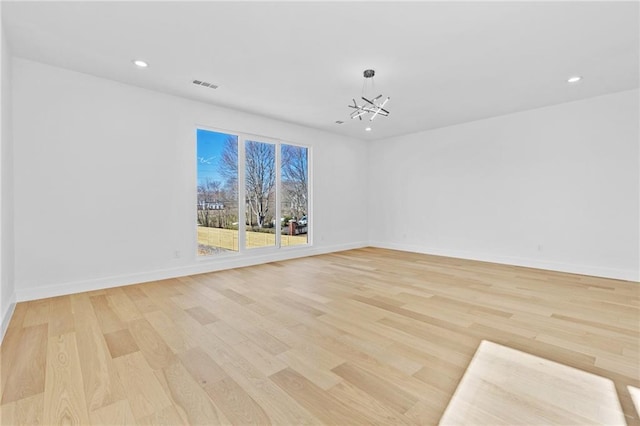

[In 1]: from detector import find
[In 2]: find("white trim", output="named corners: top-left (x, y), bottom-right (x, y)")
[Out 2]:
top-left (1, 292), bottom-right (16, 344)
top-left (275, 141), bottom-right (282, 249)
top-left (238, 134), bottom-right (247, 251)
top-left (306, 144), bottom-right (313, 246)
top-left (15, 242), bottom-right (368, 302)
top-left (11, 240), bottom-right (637, 306)
top-left (369, 241), bottom-right (640, 282)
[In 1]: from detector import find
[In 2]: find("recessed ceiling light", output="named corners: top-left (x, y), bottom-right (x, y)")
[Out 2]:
top-left (567, 76), bottom-right (582, 83)
top-left (133, 60), bottom-right (148, 68)
top-left (365, 127), bottom-right (372, 132)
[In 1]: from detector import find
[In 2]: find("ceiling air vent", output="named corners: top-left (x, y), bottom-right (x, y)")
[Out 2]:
top-left (192, 79), bottom-right (219, 89)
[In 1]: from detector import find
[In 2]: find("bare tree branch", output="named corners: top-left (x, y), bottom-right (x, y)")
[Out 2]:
top-left (282, 145), bottom-right (308, 220)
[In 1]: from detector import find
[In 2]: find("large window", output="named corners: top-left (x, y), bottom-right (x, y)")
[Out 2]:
top-left (196, 129), bottom-right (309, 256)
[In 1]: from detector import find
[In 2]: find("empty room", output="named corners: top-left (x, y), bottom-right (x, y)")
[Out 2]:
top-left (0, 1), bottom-right (638, 425)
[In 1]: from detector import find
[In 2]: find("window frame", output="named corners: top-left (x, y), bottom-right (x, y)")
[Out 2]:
top-left (279, 141), bottom-right (312, 251)
top-left (194, 125), bottom-right (312, 259)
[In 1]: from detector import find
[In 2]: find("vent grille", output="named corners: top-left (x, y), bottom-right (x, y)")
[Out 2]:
top-left (193, 79), bottom-right (219, 89)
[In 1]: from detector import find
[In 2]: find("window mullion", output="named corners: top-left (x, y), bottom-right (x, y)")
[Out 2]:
top-left (238, 136), bottom-right (247, 252)
top-left (275, 142), bottom-right (282, 248)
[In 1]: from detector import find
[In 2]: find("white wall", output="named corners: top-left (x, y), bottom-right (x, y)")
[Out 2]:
top-left (369, 89), bottom-right (639, 281)
top-left (1, 7), bottom-right (17, 340)
top-left (12, 58), bottom-right (369, 301)
top-left (7, 57), bottom-right (638, 312)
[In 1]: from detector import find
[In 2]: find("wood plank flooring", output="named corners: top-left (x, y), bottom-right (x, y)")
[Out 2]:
top-left (0, 247), bottom-right (638, 425)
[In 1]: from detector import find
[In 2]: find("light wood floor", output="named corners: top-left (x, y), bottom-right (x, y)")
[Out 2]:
top-left (0, 248), bottom-right (638, 425)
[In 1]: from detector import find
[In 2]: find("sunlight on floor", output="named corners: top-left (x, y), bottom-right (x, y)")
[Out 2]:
top-left (628, 386), bottom-right (640, 419)
top-left (439, 340), bottom-right (626, 425)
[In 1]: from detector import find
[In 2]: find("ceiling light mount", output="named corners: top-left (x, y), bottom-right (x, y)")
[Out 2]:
top-left (363, 69), bottom-right (375, 78)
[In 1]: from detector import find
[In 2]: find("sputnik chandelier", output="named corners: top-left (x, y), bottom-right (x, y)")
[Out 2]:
top-left (348, 69), bottom-right (390, 122)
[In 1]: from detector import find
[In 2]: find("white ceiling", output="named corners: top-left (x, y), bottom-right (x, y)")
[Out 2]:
top-left (2, 1), bottom-right (639, 141)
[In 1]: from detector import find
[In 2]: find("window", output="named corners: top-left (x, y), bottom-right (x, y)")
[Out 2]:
top-left (196, 129), bottom-right (239, 255)
top-left (281, 144), bottom-right (308, 246)
top-left (196, 129), bottom-right (309, 256)
top-left (244, 140), bottom-right (277, 249)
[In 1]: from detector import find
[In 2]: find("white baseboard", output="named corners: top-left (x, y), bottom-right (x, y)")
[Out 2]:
top-left (13, 239), bottom-right (636, 305)
top-left (1, 292), bottom-right (16, 345)
top-left (15, 241), bottom-right (368, 302)
top-left (369, 241), bottom-right (639, 282)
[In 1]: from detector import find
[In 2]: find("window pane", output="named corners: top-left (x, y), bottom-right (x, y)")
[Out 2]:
top-left (281, 144), bottom-right (308, 246)
top-left (197, 129), bottom-right (238, 256)
top-left (244, 140), bottom-right (276, 249)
